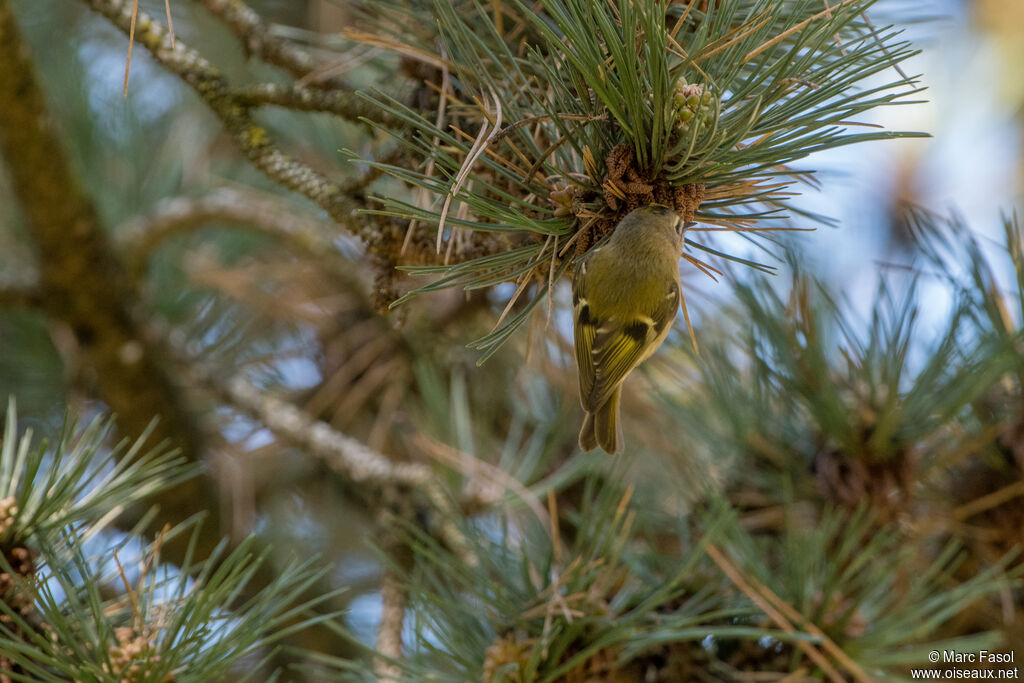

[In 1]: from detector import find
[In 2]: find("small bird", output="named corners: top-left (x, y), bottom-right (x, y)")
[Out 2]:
top-left (573, 204), bottom-right (687, 454)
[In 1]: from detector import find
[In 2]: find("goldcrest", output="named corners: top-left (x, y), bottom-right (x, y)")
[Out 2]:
top-left (573, 204), bottom-right (686, 453)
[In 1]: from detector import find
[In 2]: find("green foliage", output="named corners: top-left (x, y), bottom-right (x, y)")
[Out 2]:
top-left (326, 211), bottom-right (1024, 681)
top-left (317, 473), bottom-right (1013, 681)
top-left (660, 259), bottom-right (1014, 508)
top-left (0, 399), bottom-right (194, 548)
top-left (910, 210), bottom-right (1024, 351)
top-left (407, 353), bottom-right (597, 516)
top-left (715, 504), bottom-right (1012, 673)
top-left (310, 474), bottom-right (756, 682)
top-left (358, 0), bottom-right (923, 357)
top-left (0, 529), bottom-right (340, 682)
top-left (0, 402), bottom-right (341, 681)
top-left (3, 0), bottom-right (1020, 680)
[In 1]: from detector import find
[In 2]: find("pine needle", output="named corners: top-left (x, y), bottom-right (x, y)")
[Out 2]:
top-left (954, 480), bottom-right (1024, 522)
top-left (122, 0), bottom-right (139, 97)
top-left (705, 543), bottom-right (846, 683)
top-left (164, 0), bottom-right (175, 48)
top-left (679, 286), bottom-right (700, 356)
top-left (743, 0), bottom-right (863, 64)
top-left (437, 89), bottom-right (503, 253)
top-left (404, 48), bottom-right (452, 256)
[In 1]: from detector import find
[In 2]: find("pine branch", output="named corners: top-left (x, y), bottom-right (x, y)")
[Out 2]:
top-left (0, 401), bottom-right (192, 679)
top-left (0, 0), bottom-right (198, 458)
top-left (374, 565), bottom-right (407, 682)
top-left (219, 370), bottom-right (433, 487)
top-left (196, 0), bottom-right (353, 90)
top-left (185, 358), bottom-right (476, 564)
top-left (232, 81), bottom-right (398, 122)
top-left (0, 0), bottom-right (228, 573)
top-left (80, 0), bottom-right (395, 251)
top-left (663, 261), bottom-right (1014, 528)
top-left (711, 504), bottom-right (1015, 675)
top-left (1, 8), bottom-right (361, 673)
top-left (116, 187), bottom-right (352, 283)
top-left (323, 475), bottom-right (765, 681)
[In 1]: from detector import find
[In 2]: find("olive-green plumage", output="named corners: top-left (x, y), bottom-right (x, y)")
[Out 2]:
top-left (573, 205), bottom-right (685, 454)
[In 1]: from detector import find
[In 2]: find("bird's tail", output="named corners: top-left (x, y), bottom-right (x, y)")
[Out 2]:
top-left (579, 387), bottom-right (622, 454)
top-left (578, 411), bottom-right (597, 451)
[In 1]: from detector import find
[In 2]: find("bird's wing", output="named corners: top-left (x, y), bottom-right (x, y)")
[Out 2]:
top-left (573, 258), bottom-right (597, 406)
top-left (584, 280), bottom-right (680, 412)
top-left (650, 279), bottom-right (681, 341)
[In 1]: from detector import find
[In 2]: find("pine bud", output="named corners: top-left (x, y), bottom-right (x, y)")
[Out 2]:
top-left (671, 77), bottom-right (716, 137)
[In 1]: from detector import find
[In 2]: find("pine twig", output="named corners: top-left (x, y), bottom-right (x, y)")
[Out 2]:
top-left (374, 566), bottom-right (407, 682)
top-left (115, 187), bottom-right (347, 281)
top-left (232, 82), bottom-right (402, 127)
top-left (953, 480), bottom-right (1024, 522)
top-left (81, 0), bottom-right (396, 252)
top-left (412, 434), bottom-right (551, 528)
top-left (222, 372), bottom-right (433, 487)
top-left (0, 0), bottom-right (210, 558)
top-left (195, 0), bottom-right (350, 90)
top-left (185, 359), bottom-right (475, 565)
top-left (0, 9), bottom-right (361, 671)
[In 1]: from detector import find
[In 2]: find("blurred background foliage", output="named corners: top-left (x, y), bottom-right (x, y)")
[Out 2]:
top-left (0, 0), bottom-right (1023, 681)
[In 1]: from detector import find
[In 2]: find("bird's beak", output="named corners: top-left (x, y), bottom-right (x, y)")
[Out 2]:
top-left (675, 218), bottom-right (693, 238)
